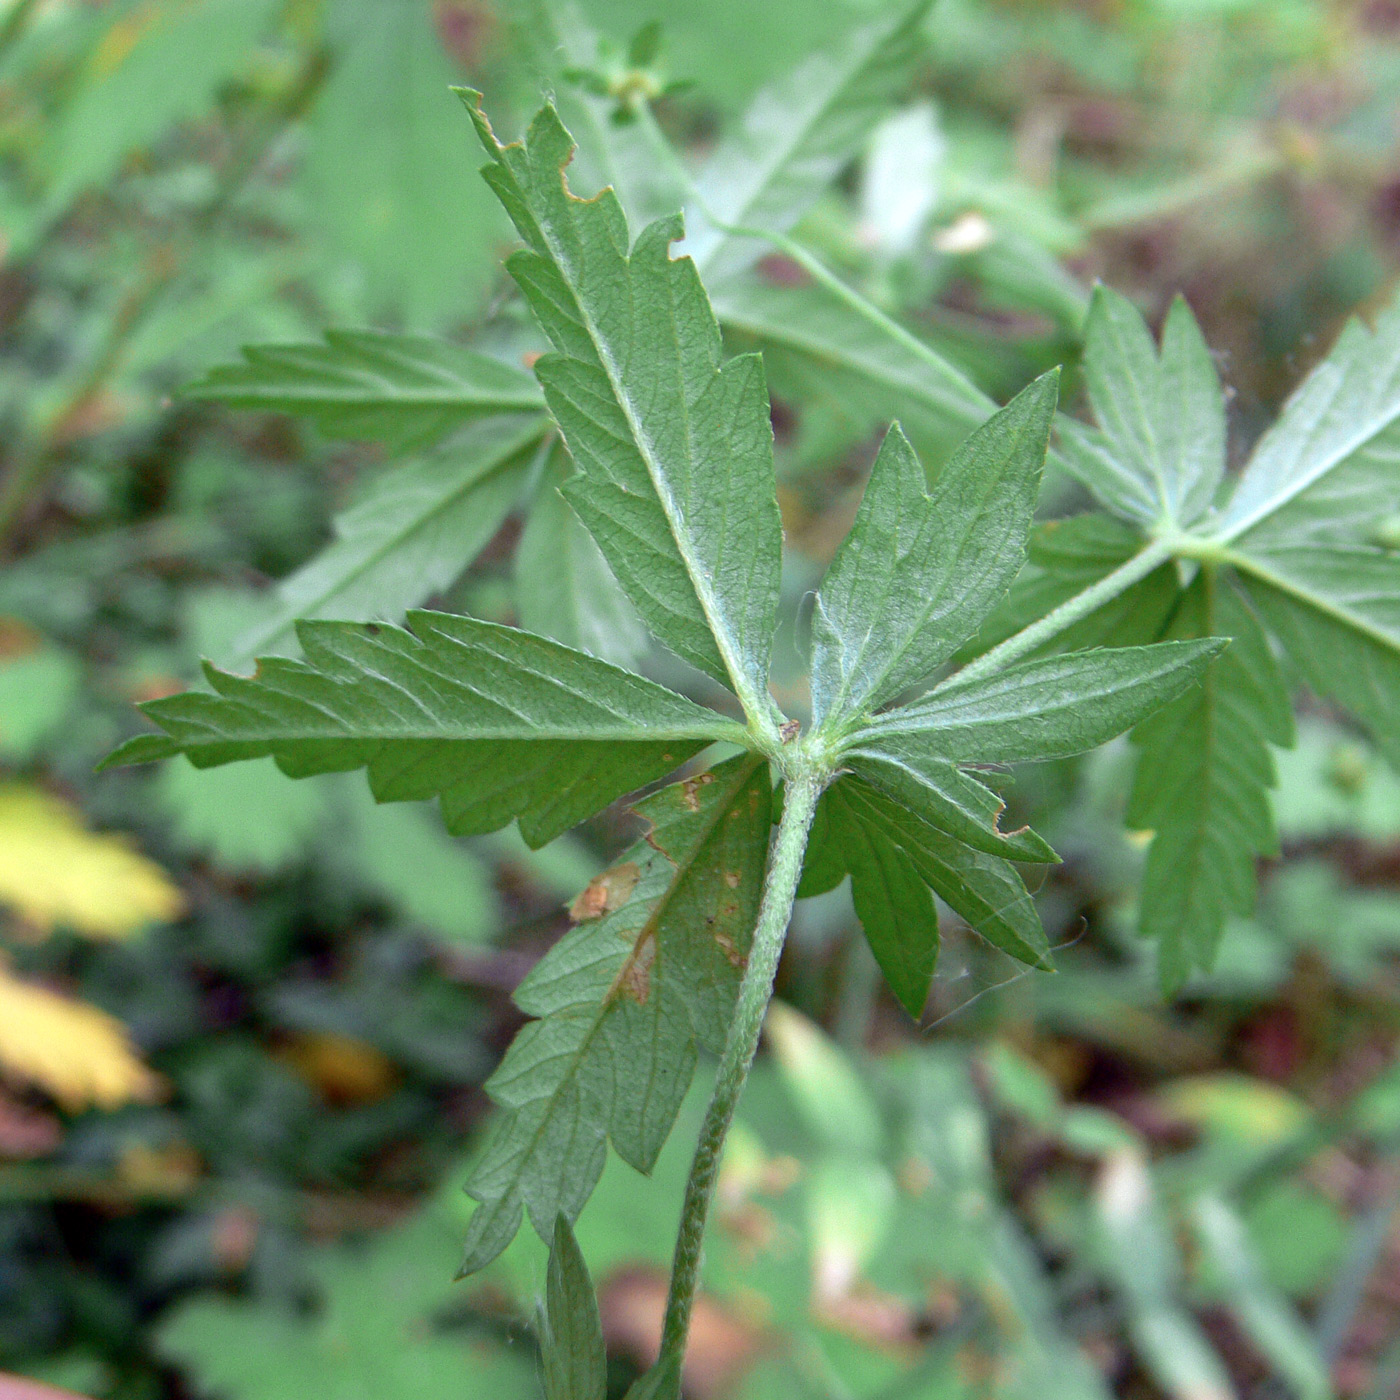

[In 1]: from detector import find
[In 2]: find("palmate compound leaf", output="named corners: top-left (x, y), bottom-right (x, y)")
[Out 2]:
top-left (810, 376), bottom-right (1059, 730)
top-left (804, 642), bottom-right (1223, 1010)
top-left (801, 389), bottom-right (1222, 1011)
top-left (459, 756), bottom-right (770, 1273)
top-left (100, 612), bottom-right (747, 849)
top-left (1040, 290), bottom-right (1400, 977)
top-left (462, 93), bottom-right (784, 723)
top-left (184, 330), bottom-right (544, 454)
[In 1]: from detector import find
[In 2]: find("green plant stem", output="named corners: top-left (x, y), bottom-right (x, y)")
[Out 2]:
top-left (659, 765), bottom-right (824, 1363)
top-left (952, 536), bottom-right (1177, 685)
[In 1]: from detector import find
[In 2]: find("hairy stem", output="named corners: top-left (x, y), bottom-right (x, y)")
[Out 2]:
top-left (659, 766), bottom-right (824, 1363)
top-left (952, 536), bottom-right (1178, 686)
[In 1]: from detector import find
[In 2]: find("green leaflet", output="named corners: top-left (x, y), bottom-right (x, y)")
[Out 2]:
top-left (801, 774), bottom-right (1052, 984)
top-left (845, 747), bottom-right (1057, 864)
top-left (859, 639), bottom-right (1225, 762)
top-left (102, 612), bottom-right (744, 848)
top-left (185, 331), bottom-right (544, 454)
top-left (810, 377), bottom-right (1058, 727)
top-left (226, 417), bottom-right (545, 665)
top-left (459, 757), bottom-right (771, 1272)
top-left (681, 0), bottom-right (933, 286)
top-left (1128, 575), bottom-right (1294, 987)
top-left (464, 95), bottom-right (784, 721)
top-left (808, 781), bottom-right (938, 1019)
top-left (541, 1218), bottom-right (606, 1400)
top-left (1058, 288), bottom-right (1225, 529)
top-left (516, 443), bottom-right (648, 668)
top-left (1217, 290), bottom-right (1400, 545)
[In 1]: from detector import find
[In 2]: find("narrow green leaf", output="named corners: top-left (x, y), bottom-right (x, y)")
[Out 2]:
top-left (1129, 575), bottom-right (1295, 986)
top-left (184, 331), bottom-right (544, 453)
top-left (1058, 288), bottom-right (1224, 528)
top-left (810, 375), bottom-right (1058, 727)
top-left (826, 783), bottom-right (939, 1019)
top-left (1230, 544), bottom-right (1400, 768)
top-left (681, 0), bottom-right (933, 285)
top-left (227, 418), bottom-right (544, 665)
top-left (808, 777), bottom-right (1052, 971)
top-left (107, 613), bottom-right (745, 848)
top-left (860, 639), bottom-right (1225, 762)
top-left (459, 757), bottom-right (771, 1272)
top-left (542, 1216), bottom-right (606, 1400)
top-left (516, 443), bottom-right (647, 668)
top-left (844, 749), bottom-right (1057, 864)
top-left (1218, 290), bottom-right (1400, 544)
top-left (463, 96), bottom-right (784, 720)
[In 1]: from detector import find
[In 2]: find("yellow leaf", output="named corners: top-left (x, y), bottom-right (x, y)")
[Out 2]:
top-left (0, 961), bottom-right (163, 1110)
top-left (0, 784), bottom-right (183, 939)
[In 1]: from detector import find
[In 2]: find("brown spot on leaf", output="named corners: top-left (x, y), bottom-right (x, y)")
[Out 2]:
top-left (714, 930), bottom-right (745, 969)
top-left (616, 934), bottom-right (656, 1004)
top-left (569, 861), bottom-right (640, 921)
top-left (680, 772), bottom-right (715, 812)
top-left (723, 871), bottom-right (741, 889)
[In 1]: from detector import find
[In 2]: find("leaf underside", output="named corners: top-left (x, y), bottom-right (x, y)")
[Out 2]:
top-left (103, 612), bottom-right (739, 849)
top-left (459, 756), bottom-right (771, 1273)
top-left (464, 94), bottom-right (783, 710)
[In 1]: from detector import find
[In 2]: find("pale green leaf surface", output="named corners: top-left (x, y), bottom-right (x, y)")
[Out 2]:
top-left (810, 376), bottom-right (1058, 726)
top-left (681, 0), bottom-right (933, 285)
top-left (308, 0), bottom-right (504, 325)
top-left (466, 97), bottom-right (783, 713)
top-left (844, 749), bottom-right (1057, 863)
top-left (1057, 288), bottom-right (1224, 528)
top-left (459, 757), bottom-right (771, 1272)
top-left (860, 639), bottom-right (1224, 762)
top-left (1219, 291), bottom-right (1400, 545)
top-left (542, 1218), bottom-right (606, 1400)
top-left (226, 418), bottom-right (543, 665)
top-left (185, 331), bottom-right (544, 452)
top-left (1129, 577), bottom-right (1294, 986)
top-left (106, 613), bottom-right (743, 848)
top-left (517, 446), bottom-right (648, 667)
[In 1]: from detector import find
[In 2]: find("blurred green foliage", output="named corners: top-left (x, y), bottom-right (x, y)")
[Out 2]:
top-left (3, 1), bottom-right (1400, 1398)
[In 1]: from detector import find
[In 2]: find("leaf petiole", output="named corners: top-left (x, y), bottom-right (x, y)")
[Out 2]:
top-left (953, 535), bottom-right (1178, 686)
